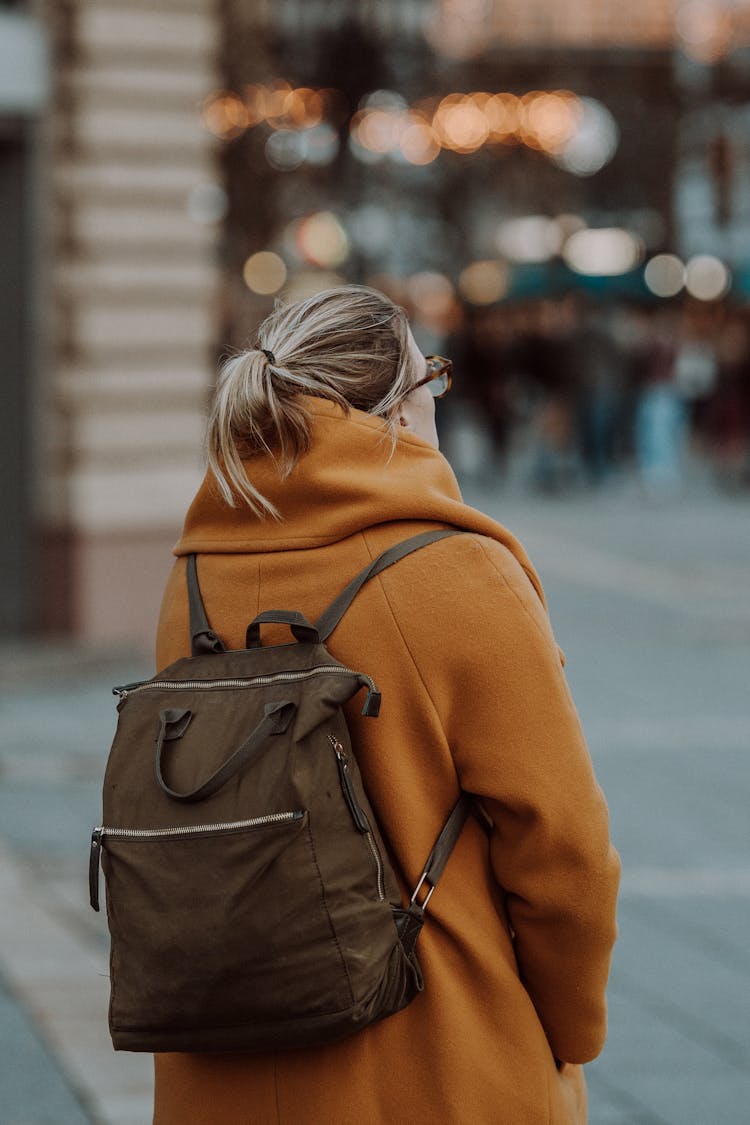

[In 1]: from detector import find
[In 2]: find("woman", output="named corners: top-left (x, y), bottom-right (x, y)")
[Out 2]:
top-left (154, 285), bottom-right (620, 1125)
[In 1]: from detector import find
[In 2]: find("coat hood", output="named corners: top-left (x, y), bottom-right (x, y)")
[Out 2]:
top-left (174, 397), bottom-right (546, 605)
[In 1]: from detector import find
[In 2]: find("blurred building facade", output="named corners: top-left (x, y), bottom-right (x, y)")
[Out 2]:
top-left (0, 1), bottom-right (47, 639)
top-left (3, 0), bottom-right (749, 644)
top-left (2, 0), bottom-right (222, 644)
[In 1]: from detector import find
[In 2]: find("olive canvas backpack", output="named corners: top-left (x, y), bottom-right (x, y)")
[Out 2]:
top-left (89, 529), bottom-right (471, 1053)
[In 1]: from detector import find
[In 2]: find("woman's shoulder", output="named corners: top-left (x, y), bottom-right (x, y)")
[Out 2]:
top-left (372, 526), bottom-right (546, 612)
top-left (360, 524), bottom-right (553, 651)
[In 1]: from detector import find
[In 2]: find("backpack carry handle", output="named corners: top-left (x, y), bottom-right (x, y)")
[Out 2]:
top-left (155, 700), bottom-right (296, 803)
top-left (246, 610), bottom-right (320, 648)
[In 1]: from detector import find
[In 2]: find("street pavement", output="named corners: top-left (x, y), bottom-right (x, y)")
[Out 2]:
top-left (0, 476), bottom-right (748, 1124)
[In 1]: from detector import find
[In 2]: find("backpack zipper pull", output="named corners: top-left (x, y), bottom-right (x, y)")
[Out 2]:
top-left (329, 736), bottom-right (370, 833)
top-left (361, 685), bottom-right (381, 717)
top-left (89, 828), bottom-right (104, 912)
top-left (112, 678), bottom-right (148, 698)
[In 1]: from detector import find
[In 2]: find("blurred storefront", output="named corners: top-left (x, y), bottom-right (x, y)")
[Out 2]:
top-left (4, 1), bottom-right (750, 643)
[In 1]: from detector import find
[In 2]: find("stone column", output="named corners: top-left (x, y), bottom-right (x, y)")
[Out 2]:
top-left (41, 0), bottom-right (222, 646)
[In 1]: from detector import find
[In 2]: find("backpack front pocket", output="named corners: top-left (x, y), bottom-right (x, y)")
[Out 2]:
top-left (94, 810), bottom-right (357, 1050)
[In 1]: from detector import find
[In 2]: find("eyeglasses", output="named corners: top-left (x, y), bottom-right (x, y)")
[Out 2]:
top-left (411, 355), bottom-right (453, 399)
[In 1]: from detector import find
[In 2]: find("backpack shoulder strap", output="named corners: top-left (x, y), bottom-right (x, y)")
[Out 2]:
top-left (315, 528), bottom-right (462, 643)
top-left (396, 791), bottom-right (475, 955)
top-left (186, 555), bottom-right (227, 656)
top-left (187, 527), bottom-right (464, 655)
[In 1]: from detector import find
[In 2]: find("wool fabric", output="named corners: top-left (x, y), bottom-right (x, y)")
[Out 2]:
top-left (153, 397), bottom-right (620, 1125)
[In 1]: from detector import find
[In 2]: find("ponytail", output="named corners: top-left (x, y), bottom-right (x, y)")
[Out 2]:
top-left (205, 286), bottom-right (417, 519)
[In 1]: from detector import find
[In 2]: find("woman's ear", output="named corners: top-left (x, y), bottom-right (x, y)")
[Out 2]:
top-left (387, 399), bottom-right (406, 423)
top-left (389, 402), bottom-right (413, 432)
top-left (389, 384), bottom-right (439, 448)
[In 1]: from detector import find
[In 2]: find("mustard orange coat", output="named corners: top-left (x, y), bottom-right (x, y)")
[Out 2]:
top-left (153, 399), bottom-right (620, 1125)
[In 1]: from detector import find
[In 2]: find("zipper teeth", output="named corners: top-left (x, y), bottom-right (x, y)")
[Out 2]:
top-left (328, 733), bottom-right (385, 901)
top-left (96, 810), bottom-right (301, 839)
top-left (365, 832), bottom-right (386, 901)
top-left (117, 666), bottom-right (376, 697)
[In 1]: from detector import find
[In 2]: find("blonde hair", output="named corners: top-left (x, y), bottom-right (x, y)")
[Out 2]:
top-left (206, 285), bottom-right (418, 518)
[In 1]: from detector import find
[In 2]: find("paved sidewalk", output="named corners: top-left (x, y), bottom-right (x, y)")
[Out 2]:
top-left (483, 483), bottom-right (750, 1125)
top-left (0, 654), bottom-right (154, 1125)
top-left (0, 482), bottom-right (748, 1124)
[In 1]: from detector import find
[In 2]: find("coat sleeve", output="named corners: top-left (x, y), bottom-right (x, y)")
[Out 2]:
top-left (409, 533), bottom-right (620, 1064)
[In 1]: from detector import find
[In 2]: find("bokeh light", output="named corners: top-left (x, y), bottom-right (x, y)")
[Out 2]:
top-left (407, 271), bottom-right (456, 322)
top-left (203, 82), bottom-right (345, 151)
top-left (684, 255), bottom-right (731, 301)
top-left (203, 80), bottom-right (603, 175)
top-left (563, 228), bottom-right (644, 275)
top-left (360, 90), bottom-right (408, 113)
top-left (262, 79), bottom-right (294, 126)
top-left (238, 84), bottom-right (268, 127)
top-left (521, 91), bottom-right (580, 153)
top-left (644, 254), bottom-right (686, 298)
top-left (304, 123), bottom-right (340, 166)
top-left (496, 216), bottom-right (564, 263)
top-left (242, 251), bottom-right (288, 295)
top-left (483, 92), bottom-right (522, 142)
top-left (433, 95), bottom-right (489, 153)
top-left (398, 115), bottom-right (441, 165)
top-left (552, 97), bottom-right (619, 176)
top-left (264, 120), bottom-right (339, 171)
top-left (265, 130), bottom-right (306, 171)
top-left (361, 108), bottom-right (402, 154)
top-left (296, 212), bottom-right (350, 268)
top-left (458, 260), bottom-right (510, 305)
top-left (202, 92), bottom-right (248, 139)
top-left (282, 87), bottom-right (324, 128)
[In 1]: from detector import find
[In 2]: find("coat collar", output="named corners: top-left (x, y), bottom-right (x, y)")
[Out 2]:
top-left (174, 397), bottom-right (545, 604)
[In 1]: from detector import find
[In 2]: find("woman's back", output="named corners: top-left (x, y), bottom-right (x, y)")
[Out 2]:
top-left (153, 396), bottom-right (618, 1125)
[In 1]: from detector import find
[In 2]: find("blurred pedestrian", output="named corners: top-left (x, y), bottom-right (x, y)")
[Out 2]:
top-left (706, 314), bottom-right (750, 490)
top-left (635, 311), bottom-right (688, 498)
top-left (511, 301), bottom-right (578, 493)
top-left (570, 305), bottom-right (627, 487)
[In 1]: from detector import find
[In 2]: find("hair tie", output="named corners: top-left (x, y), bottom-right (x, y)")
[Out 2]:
top-left (261, 348), bottom-right (276, 365)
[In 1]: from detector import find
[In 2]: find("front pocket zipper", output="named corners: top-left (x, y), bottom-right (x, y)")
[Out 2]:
top-left (89, 810), bottom-right (303, 912)
top-left (329, 735), bottom-right (385, 902)
top-left (113, 667), bottom-right (381, 717)
top-left (330, 735), bottom-right (371, 834)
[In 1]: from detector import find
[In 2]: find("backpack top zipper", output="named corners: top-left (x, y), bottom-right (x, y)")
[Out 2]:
top-left (114, 665), bottom-right (381, 716)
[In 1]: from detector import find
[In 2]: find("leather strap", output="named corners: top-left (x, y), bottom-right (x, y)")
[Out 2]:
top-left (154, 700), bottom-right (296, 803)
top-left (395, 792), bottom-right (473, 955)
top-left (246, 610), bottom-right (320, 648)
top-left (187, 555), bottom-right (226, 657)
top-left (409, 792), bottom-right (473, 909)
top-left (315, 529), bottom-right (462, 642)
top-left (187, 528), bottom-right (462, 652)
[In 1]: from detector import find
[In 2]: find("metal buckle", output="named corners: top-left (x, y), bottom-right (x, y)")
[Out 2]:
top-left (409, 870), bottom-right (436, 909)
